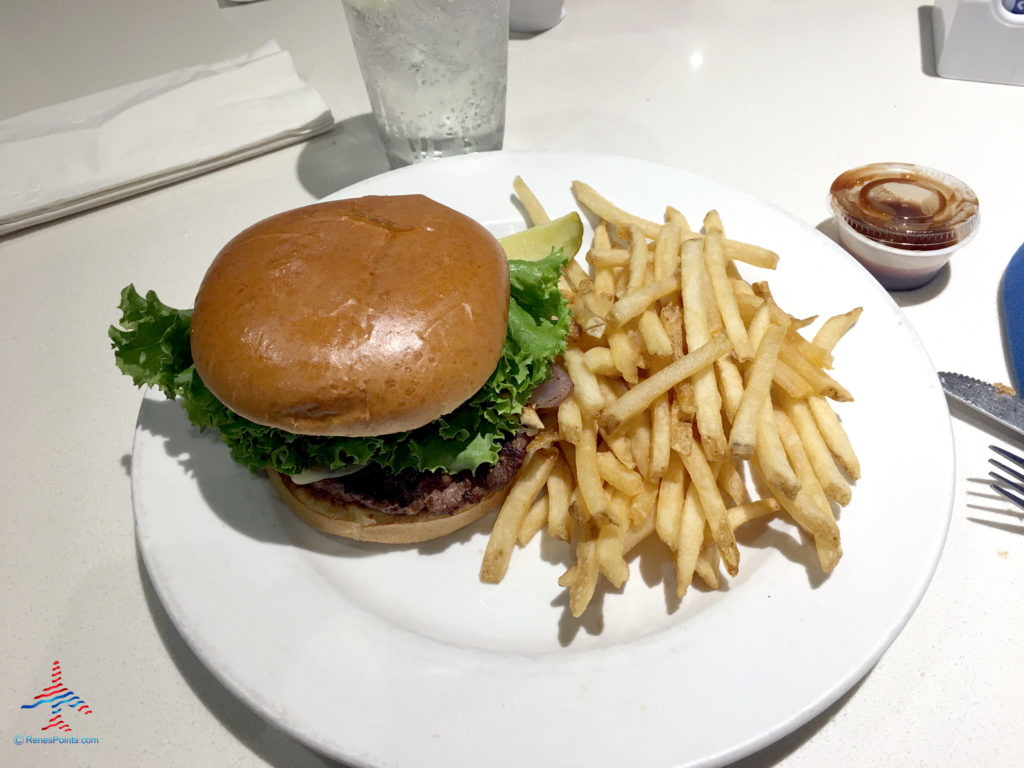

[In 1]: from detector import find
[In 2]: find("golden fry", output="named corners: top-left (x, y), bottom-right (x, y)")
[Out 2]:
top-left (729, 322), bottom-right (786, 459)
top-left (808, 395), bottom-right (861, 480)
top-left (772, 359), bottom-right (815, 399)
top-left (715, 354), bottom-right (745, 423)
top-left (608, 326), bottom-right (640, 384)
top-left (557, 392), bottom-right (584, 445)
top-left (670, 407), bottom-right (695, 457)
top-left (786, 326), bottom-right (834, 369)
top-left (655, 451), bottom-right (687, 549)
top-left (746, 302), bottom-right (773, 353)
top-left (513, 175), bottom-right (550, 225)
top-left (572, 180), bottom-right (662, 239)
top-left (717, 459), bottom-right (749, 507)
top-left (563, 347), bottom-right (607, 417)
top-left (638, 310), bottom-right (673, 357)
top-left (627, 409), bottom-right (652, 479)
top-left (596, 521), bottom-right (630, 588)
top-left (546, 456), bottom-right (573, 541)
top-left (722, 239), bottom-right (779, 269)
top-left (587, 246), bottom-right (630, 269)
top-left (602, 334), bottom-right (733, 433)
top-left (624, 521), bottom-right (657, 559)
top-left (727, 498), bottom-right (780, 529)
top-left (813, 307), bottom-right (863, 352)
top-left (583, 346), bottom-right (620, 377)
top-left (517, 494), bottom-right (549, 547)
top-left (703, 212), bottom-right (753, 361)
top-left (682, 442), bottom-right (739, 576)
top-left (674, 484), bottom-right (706, 598)
top-left (592, 264), bottom-right (617, 317)
top-left (694, 538), bottom-right (721, 589)
top-left (653, 221), bottom-right (682, 282)
top-left (596, 451), bottom-right (644, 496)
top-left (773, 408), bottom-right (842, 571)
top-left (569, 520), bottom-right (600, 617)
top-left (597, 379), bottom-right (637, 470)
top-left (778, 343), bottom-right (853, 402)
top-left (630, 478), bottom-right (660, 529)
top-left (649, 391), bottom-right (672, 479)
top-left (780, 392), bottom-right (853, 506)
top-left (607, 276), bottom-right (679, 327)
top-left (754, 398), bottom-right (801, 497)
top-left (563, 260), bottom-right (590, 295)
top-left (664, 206), bottom-right (692, 232)
top-left (627, 226), bottom-right (650, 291)
top-left (576, 412), bottom-right (615, 524)
top-left (481, 450), bottom-right (559, 583)
top-left (681, 238), bottom-right (728, 460)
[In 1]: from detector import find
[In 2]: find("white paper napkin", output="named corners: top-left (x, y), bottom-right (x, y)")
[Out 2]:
top-left (0, 40), bottom-right (334, 236)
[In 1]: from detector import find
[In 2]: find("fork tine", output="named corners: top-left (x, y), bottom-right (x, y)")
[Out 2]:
top-left (989, 458), bottom-right (1024, 484)
top-left (990, 444), bottom-right (1024, 468)
top-left (986, 445), bottom-right (1024, 512)
top-left (990, 481), bottom-right (1024, 511)
top-left (989, 468), bottom-right (1024, 492)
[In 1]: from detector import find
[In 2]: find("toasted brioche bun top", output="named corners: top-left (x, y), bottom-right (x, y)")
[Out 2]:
top-left (189, 195), bottom-right (510, 437)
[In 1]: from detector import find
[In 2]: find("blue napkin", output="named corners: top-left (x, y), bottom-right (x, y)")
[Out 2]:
top-left (1004, 242), bottom-right (1024, 392)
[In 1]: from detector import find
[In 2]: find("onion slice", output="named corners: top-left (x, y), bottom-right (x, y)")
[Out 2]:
top-left (528, 364), bottom-right (574, 410)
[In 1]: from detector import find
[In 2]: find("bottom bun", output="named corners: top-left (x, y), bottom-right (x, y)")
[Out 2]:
top-left (266, 469), bottom-right (509, 544)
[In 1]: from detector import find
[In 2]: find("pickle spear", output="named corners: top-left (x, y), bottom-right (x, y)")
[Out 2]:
top-left (500, 212), bottom-right (584, 262)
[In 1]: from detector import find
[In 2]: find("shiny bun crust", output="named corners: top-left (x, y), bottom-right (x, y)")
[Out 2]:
top-left (265, 470), bottom-right (508, 544)
top-left (189, 195), bottom-right (510, 436)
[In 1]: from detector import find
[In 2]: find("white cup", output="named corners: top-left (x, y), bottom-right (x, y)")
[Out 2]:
top-left (833, 213), bottom-right (978, 290)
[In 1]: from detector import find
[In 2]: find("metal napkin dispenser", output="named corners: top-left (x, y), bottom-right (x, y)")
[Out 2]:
top-left (933, 0), bottom-right (1024, 86)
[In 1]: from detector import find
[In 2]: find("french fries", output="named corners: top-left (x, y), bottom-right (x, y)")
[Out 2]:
top-left (513, 175), bottom-right (550, 225)
top-left (482, 178), bottom-right (863, 617)
top-left (481, 449), bottom-right (559, 584)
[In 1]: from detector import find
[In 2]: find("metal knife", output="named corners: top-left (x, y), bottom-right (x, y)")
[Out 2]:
top-left (939, 371), bottom-right (1024, 440)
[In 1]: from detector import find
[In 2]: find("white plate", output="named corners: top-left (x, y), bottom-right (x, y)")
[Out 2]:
top-left (133, 151), bottom-right (954, 768)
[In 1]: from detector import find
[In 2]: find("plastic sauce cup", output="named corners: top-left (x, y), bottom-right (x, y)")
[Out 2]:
top-left (828, 162), bottom-right (979, 290)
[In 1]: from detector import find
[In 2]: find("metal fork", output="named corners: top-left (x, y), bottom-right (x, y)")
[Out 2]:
top-left (989, 445), bottom-right (1024, 511)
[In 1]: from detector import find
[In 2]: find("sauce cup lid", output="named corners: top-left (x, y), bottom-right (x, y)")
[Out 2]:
top-left (829, 162), bottom-right (979, 250)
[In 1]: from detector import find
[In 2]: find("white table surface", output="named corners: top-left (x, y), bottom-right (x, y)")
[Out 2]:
top-left (2, 1), bottom-right (1022, 766)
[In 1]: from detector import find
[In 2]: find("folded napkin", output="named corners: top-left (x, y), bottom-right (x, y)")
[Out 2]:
top-left (0, 40), bottom-right (334, 236)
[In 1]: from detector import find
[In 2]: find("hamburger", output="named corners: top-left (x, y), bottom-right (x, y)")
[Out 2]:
top-left (111, 194), bottom-right (572, 544)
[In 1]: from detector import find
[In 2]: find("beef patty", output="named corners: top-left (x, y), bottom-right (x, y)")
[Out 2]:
top-left (299, 434), bottom-right (530, 517)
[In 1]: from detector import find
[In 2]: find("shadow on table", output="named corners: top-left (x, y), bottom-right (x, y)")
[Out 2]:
top-left (724, 674), bottom-right (868, 767)
top-left (917, 5), bottom-right (939, 78)
top-left (295, 113), bottom-right (390, 199)
top-left (138, 552), bottom-right (349, 767)
top-left (814, 217), bottom-right (952, 306)
top-left (964, 477), bottom-right (1024, 534)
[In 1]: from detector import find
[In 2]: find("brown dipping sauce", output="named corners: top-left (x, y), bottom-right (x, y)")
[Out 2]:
top-left (829, 163), bottom-right (979, 251)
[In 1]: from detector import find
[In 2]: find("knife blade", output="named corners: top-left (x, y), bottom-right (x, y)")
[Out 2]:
top-left (939, 371), bottom-right (1024, 439)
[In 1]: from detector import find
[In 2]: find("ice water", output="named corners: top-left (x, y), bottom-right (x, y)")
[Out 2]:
top-left (342, 0), bottom-right (510, 168)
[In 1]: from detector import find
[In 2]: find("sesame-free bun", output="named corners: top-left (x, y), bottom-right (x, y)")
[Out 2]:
top-left (189, 195), bottom-right (510, 436)
top-left (266, 469), bottom-right (509, 544)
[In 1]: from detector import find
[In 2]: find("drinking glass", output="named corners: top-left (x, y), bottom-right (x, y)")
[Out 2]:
top-left (342, 0), bottom-right (510, 168)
